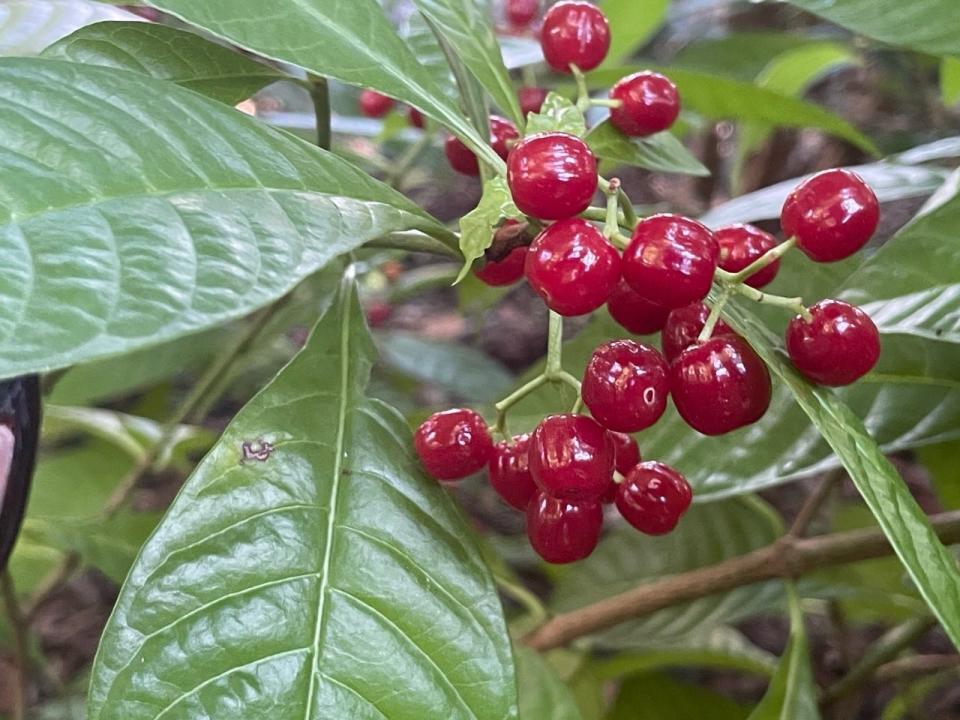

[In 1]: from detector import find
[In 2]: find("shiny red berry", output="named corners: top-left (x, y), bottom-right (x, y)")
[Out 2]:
top-left (518, 86), bottom-right (548, 116)
top-left (445, 116), bottom-right (520, 176)
top-left (489, 434), bottom-right (537, 510)
top-left (525, 218), bottom-right (621, 316)
top-left (609, 71), bottom-right (680, 137)
top-left (615, 461), bottom-right (692, 535)
top-left (507, 0), bottom-right (539, 27)
top-left (781, 168), bottom-right (879, 262)
top-left (606, 280), bottom-right (671, 335)
top-left (527, 491), bottom-right (603, 563)
top-left (786, 299), bottom-right (880, 386)
top-left (661, 302), bottom-right (735, 363)
top-left (475, 244), bottom-right (529, 286)
top-left (582, 340), bottom-right (669, 433)
top-left (623, 214), bottom-right (719, 310)
top-left (414, 408), bottom-right (493, 480)
top-left (407, 106), bottom-right (425, 129)
top-left (716, 224), bottom-right (781, 289)
top-left (540, 1), bottom-right (610, 73)
top-left (529, 414), bottom-right (615, 501)
top-left (508, 132), bottom-right (598, 220)
top-left (670, 336), bottom-right (772, 436)
top-left (359, 90), bottom-right (394, 118)
top-left (610, 431), bottom-right (640, 475)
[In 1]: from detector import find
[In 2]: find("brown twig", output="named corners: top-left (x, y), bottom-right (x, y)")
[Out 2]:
top-left (788, 470), bottom-right (842, 537)
top-left (875, 654), bottom-right (960, 683)
top-left (523, 510), bottom-right (960, 651)
top-left (1, 571), bottom-right (28, 720)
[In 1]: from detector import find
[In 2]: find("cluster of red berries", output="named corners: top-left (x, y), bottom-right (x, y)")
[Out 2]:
top-left (414, 406), bottom-right (692, 563)
top-left (358, 89), bottom-right (425, 129)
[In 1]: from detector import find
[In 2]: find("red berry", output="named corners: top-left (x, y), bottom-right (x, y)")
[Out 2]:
top-left (359, 90), bottom-right (394, 118)
top-left (508, 132), bottom-right (598, 219)
top-left (445, 116), bottom-right (520, 176)
top-left (781, 168), bottom-right (879, 262)
top-left (609, 71), bottom-right (680, 137)
top-left (475, 245), bottom-right (529, 286)
top-left (518, 86), bottom-right (549, 116)
top-left (670, 336), bottom-right (772, 436)
top-left (526, 491), bottom-right (603, 563)
top-left (623, 214), bottom-right (719, 310)
top-left (407, 107), bottom-right (425, 129)
top-left (507, 0), bottom-right (539, 27)
top-left (786, 299), bottom-right (880, 386)
top-left (414, 409), bottom-right (493, 481)
top-left (540, 1), bottom-right (610, 73)
top-left (716, 224), bottom-right (781, 289)
top-left (661, 302), bottom-right (734, 362)
top-left (529, 414), bottom-right (615, 501)
top-left (525, 218), bottom-right (621, 316)
top-left (364, 299), bottom-right (392, 328)
top-left (610, 431), bottom-right (640, 475)
top-left (582, 340), bottom-right (669, 433)
top-left (615, 461), bottom-right (692, 535)
top-left (607, 280), bottom-right (671, 335)
top-left (489, 434), bottom-right (537, 510)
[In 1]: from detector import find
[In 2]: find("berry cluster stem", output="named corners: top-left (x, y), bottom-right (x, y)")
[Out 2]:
top-left (571, 64), bottom-right (590, 112)
top-left (729, 236), bottom-right (797, 284)
top-left (699, 290), bottom-right (731, 342)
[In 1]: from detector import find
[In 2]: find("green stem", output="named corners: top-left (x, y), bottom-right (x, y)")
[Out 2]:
top-left (309, 75), bottom-right (331, 151)
top-left (727, 282), bottom-right (811, 320)
top-left (494, 375), bottom-right (548, 435)
top-left (589, 98), bottom-right (623, 108)
top-left (571, 64), bottom-right (590, 112)
top-left (603, 188), bottom-right (620, 240)
top-left (581, 205), bottom-right (628, 228)
top-left (386, 131), bottom-right (433, 190)
top-left (494, 572), bottom-right (549, 624)
top-left (546, 311), bottom-right (564, 374)
top-left (618, 188), bottom-right (639, 229)
top-left (366, 231), bottom-right (461, 259)
top-left (699, 290), bottom-right (731, 342)
top-left (728, 236), bottom-right (797, 284)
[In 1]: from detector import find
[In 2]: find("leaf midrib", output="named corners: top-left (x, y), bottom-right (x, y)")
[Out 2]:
top-left (304, 273), bottom-right (353, 718)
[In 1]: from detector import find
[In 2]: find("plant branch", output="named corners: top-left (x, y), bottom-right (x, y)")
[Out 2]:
top-left (309, 75), bottom-right (331, 151)
top-left (523, 510), bottom-right (960, 651)
top-left (875, 654), bottom-right (960, 682)
top-left (1, 571), bottom-right (28, 720)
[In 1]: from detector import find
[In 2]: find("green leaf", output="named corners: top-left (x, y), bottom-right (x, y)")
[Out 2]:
top-left (457, 176), bottom-right (524, 282)
top-left (586, 120), bottom-right (709, 176)
top-left (0, 58), bottom-right (451, 379)
top-left (784, 0), bottom-right (960, 57)
top-left (411, 0), bottom-right (524, 127)
top-left (525, 92), bottom-right (586, 137)
top-left (549, 498), bottom-right (783, 648)
top-left (376, 330), bottom-right (514, 403)
top-left (88, 275), bottom-right (517, 720)
top-left (610, 672), bottom-right (751, 720)
top-left (516, 646), bottom-right (583, 720)
top-left (600, 0), bottom-right (670, 66)
top-left (148, 0), bottom-right (500, 168)
top-left (0, 0), bottom-right (135, 56)
top-left (942, 57), bottom-right (960, 106)
top-left (42, 21), bottom-right (285, 105)
top-left (722, 299), bottom-right (960, 652)
top-left (588, 66), bottom-right (879, 155)
top-left (918, 440), bottom-right (960, 510)
top-left (671, 33), bottom-right (814, 82)
top-left (591, 626), bottom-right (776, 678)
top-left (747, 587), bottom-right (819, 720)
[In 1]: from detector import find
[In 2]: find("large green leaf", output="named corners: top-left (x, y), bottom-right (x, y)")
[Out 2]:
top-left (0, 0), bottom-right (135, 56)
top-left (549, 498), bottom-right (783, 648)
top-left (588, 66), bottom-right (878, 154)
top-left (0, 58), bottom-right (451, 379)
top-left (412, 0), bottom-right (523, 127)
top-left (671, 32), bottom-right (814, 82)
top-left (516, 646), bottom-right (582, 720)
top-left (722, 299), bottom-right (960, 651)
top-left (586, 120), bottom-right (709, 176)
top-left (785, 0), bottom-right (960, 57)
top-left (88, 275), bottom-right (517, 720)
top-left (610, 672), bottom-right (750, 720)
top-left (147, 0), bottom-right (499, 167)
top-left (43, 21), bottom-right (285, 105)
top-left (600, 0), bottom-right (670, 66)
top-left (747, 587), bottom-right (819, 720)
